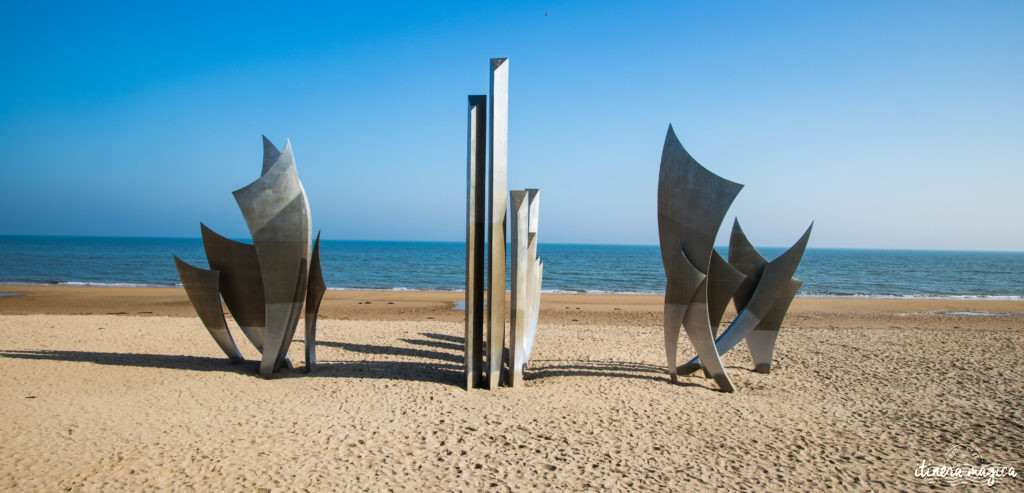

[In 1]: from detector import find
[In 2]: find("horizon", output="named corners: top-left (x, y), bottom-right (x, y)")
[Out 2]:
top-left (2, 233), bottom-right (1023, 254)
top-left (2, 2), bottom-right (1022, 251)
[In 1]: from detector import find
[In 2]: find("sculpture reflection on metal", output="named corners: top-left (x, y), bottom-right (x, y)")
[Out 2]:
top-left (658, 124), bottom-right (812, 391)
top-left (173, 256), bottom-right (244, 363)
top-left (464, 58), bottom-right (543, 390)
top-left (174, 136), bottom-right (320, 377)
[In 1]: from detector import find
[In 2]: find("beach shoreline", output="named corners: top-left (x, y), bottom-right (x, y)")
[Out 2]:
top-left (0, 284), bottom-right (1021, 328)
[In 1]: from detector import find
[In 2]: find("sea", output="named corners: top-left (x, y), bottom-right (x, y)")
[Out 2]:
top-left (0, 236), bottom-right (1021, 300)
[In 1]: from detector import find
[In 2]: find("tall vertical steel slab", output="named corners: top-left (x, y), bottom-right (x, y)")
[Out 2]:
top-left (508, 190), bottom-right (529, 388)
top-left (465, 95), bottom-right (487, 390)
top-left (522, 189), bottom-right (542, 365)
top-left (486, 58), bottom-right (509, 390)
top-left (173, 256), bottom-right (244, 363)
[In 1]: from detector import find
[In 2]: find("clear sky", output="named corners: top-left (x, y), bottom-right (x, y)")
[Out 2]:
top-left (1, 1), bottom-right (1021, 251)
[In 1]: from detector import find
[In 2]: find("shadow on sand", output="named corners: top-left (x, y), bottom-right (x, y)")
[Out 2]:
top-left (0, 331), bottom-right (718, 390)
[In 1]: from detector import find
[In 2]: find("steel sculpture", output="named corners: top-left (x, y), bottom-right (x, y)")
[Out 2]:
top-left (174, 136), bottom-right (320, 377)
top-left (509, 189), bottom-right (542, 388)
top-left (464, 95), bottom-right (487, 390)
top-left (658, 124), bottom-right (813, 391)
top-left (658, 125), bottom-right (743, 392)
top-left (233, 138), bottom-right (312, 377)
top-left (464, 58), bottom-right (543, 390)
top-left (521, 189), bottom-right (542, 368)
top-left (486, 57), bottom-right (510, 390)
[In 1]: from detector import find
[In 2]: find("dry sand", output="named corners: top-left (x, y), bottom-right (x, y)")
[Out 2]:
top-left (0, 285), bottom-right (1022, 490)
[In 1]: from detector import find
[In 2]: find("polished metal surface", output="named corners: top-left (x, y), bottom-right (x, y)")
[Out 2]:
top-left (523, 259), bottom-right (542, 364)
top-left (465, 95), bottom-right (487, 390)
top-left (509, 188), bottom-right (543, 387)
top-left (658, 124), bottom-right (742, 391)
top-left (509, 190), bottom-right (529, 388)
top-left (200, 223), bottom-right (266, 351)
top-left (522, 189), bottom-right (541, 366)
top-left (487, 57), bottom-right (509, 390)
top-left (233, 137), bottom-right (312, 377)
top-left (173, 256), bottom-right (244, 363)
top-left (304, 232), bottom-right (326, 373)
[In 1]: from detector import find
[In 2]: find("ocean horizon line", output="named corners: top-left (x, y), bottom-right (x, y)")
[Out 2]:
top-left (1, 281), bottom-right (1020, 302)
top-left (1, 234), bottom-right (1021, 254)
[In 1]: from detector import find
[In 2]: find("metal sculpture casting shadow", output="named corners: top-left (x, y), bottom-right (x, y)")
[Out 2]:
top-left (464, 58), bottom-right (544, 390)
top-left (174, 137), bottom-right (325, 378)
top-left (658, 125), bottom-right (811, 392)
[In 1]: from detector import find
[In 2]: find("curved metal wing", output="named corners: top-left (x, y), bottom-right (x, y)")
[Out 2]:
top-left (173, 256), bottom-right (244, 363)
top-left (742, 223), bottom-right (811, 319)
top-left (261, 135), bottom-right (282, 176)
top-left (233, 138), bottom-right (312, 377)
top-left (658, 124), bottom-right (743, 290)
top-left (729, 219), bottom-right (767, 312)
top-left (304, 232), bottom-right (326, 373)
top-left (200, 223), bottom-right (266, 351)
top-left (658, 124), bottom-right (743, 390)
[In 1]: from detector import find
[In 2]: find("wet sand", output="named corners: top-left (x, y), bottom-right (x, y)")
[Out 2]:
top-left (0, 285), bottom-right (1021, 489)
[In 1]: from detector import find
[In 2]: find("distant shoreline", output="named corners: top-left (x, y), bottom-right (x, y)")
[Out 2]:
top-left (0, 281), bottom-right (1020, 302)
top-left (1, 285), bottom-right (1022, 326)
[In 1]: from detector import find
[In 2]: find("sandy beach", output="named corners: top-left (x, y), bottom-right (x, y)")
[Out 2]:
top-left (0, 285), bottom-right (1021, 490)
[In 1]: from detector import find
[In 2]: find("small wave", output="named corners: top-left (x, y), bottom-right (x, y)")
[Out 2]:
top-left (57, 281), bottom-right (176, 288)
top-left (540, 289), bottom-right (662, 295)
top-left (1, 280), bottom-right (1018, 300)
top-left (324, 286), bottom-right (464, 292)
top-left (943, 311), bottom-right (1023, 317)
top-left (0, 280), bottom-right (177, 288)
top-left (797, 293), bottom-right (1023, 301)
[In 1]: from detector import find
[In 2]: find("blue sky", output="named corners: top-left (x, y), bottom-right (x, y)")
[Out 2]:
top-left (1, 1), bottom-right (1021, 250)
